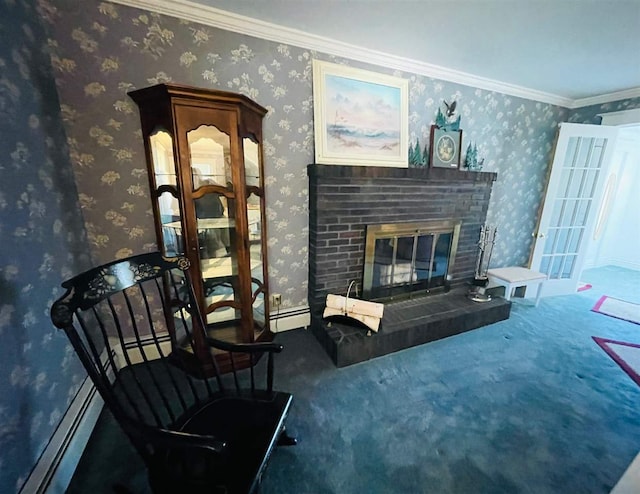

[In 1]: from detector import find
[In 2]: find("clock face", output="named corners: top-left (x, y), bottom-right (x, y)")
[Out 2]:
top-left (436, 134), bottom-right (456, 164)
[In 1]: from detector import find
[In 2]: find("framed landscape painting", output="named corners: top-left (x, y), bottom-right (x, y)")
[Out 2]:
top-left (312, 60), bottom-right (408, 167)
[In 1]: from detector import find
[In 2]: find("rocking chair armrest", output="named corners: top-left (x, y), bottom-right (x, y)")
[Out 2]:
top-left (206, 336), bottom-right (283, 392)
top-left (205, 336), bottom-right (284, 355)
top-left (150, 426), bottom-right (228, 454)
top-left (123, 418), bottom-right (228, 454)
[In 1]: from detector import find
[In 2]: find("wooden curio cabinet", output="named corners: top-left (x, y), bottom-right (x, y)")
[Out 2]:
top-left (129, 83), bottom-right (272, 370)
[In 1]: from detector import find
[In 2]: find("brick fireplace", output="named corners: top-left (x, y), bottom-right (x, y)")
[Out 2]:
top-left (308, 164), bottom-right (511, 367)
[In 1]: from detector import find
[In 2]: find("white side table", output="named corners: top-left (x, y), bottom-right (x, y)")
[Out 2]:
top-left (487, 267), bottom-right (547, 306)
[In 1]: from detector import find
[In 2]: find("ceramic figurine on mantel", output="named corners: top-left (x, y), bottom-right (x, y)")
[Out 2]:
top-left (464, 142), bottom-right (485, 171)
top-left (435, 100), bottom-right (461, 131)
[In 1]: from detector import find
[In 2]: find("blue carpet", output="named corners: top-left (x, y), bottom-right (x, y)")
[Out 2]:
top-left (68, 266), bottom-right (640, 494)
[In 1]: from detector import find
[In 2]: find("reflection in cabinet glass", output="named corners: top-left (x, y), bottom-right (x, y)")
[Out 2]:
top-left (129, 83), bottom-right (271, 373)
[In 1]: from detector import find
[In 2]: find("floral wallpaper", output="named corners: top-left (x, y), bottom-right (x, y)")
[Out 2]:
top-left (0, 0), bottom-right (91, 492)
top-left (41, 0), bottom-right (568, 311)
top-left (40, 0), bottom-right (640, 314)
top-left (1, 0), bottom-right (639, 490)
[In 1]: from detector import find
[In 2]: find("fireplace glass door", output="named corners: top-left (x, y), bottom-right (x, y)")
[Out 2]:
top-left (363, 221), bottom-right (461, 300)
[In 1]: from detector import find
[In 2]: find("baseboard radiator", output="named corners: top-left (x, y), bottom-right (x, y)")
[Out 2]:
top-left (269, 305), bottom-right (310, 333)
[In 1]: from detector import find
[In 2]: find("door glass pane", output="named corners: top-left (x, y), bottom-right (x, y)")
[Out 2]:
top-left (197, 194), bottom-right (238, 325)
top-left (562, 137), bottom-right (579, 167)
top-left (150, 129), bottom-right (176, 186)
top-left (243, 137), bottom-right (260, 187)
top-left (587, 138), bottom-right (606, 168)
top-left (543, 229), bottom-right (557, 255)
top-left (158, 190), bottom-right (182, 256)
top-left (372, 237), bottom-right (395, 296)
top-left (561, 200), bottom-right (578, 227)
top-left (562, 255), bottom-right (576, 278)
top-left (414, 234), bottom-right (434, 282)
top-left (540, 256), bottom-right (551, 275)
top-left (431, 233), bottom-right (451, 289)
top-left (247, 192), bottom-right (263, 284)
top-left (558, 169), bottom-right (572, 197)
top-left (575, 200), bottom-right (590, 226)
top-left (195, 194), bottom-right (232, 259)
top-left (550, 256), bottom-right (564, 279)
top-left (576, 137), bottom-right (594, 167)
top-left (188, 125), bottom-right (231, 187)
top-left (252, 288), bottom-right (266, 340)
top-left (556, 228), bottom-right (570, 254)
top-left (247, 189), bottom-right (265, 338)
top-left (186, 124), bottom-right (239, 329)
top-left (583, 170), bottom-right (599, 198)
top-left (568, 228), bottom-right (584, 254)
top-left (567, 169), bottom-right (585, 198)
top-left (394, 235), bottom-right (417, 297)
top-left (550, 200), bottom-right (565, 227)
top-left (151, 129), bottom-right (181, 256)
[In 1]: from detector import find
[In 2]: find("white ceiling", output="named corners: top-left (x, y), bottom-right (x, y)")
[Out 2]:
top-left (190, 0), bottom-right (640, 106)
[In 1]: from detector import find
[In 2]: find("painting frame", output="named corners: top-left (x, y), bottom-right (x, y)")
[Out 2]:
top-left (312, 60), bottom-right (409, 167)
top-left (429, 125), bottom-right (463, 169)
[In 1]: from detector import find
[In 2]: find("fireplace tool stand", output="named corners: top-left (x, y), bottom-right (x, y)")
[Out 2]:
top-left (468, 225), bottom-right (497, 303)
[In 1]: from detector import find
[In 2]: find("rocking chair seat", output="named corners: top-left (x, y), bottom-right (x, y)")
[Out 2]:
top-left (152, 391), bottom-right (293, 494)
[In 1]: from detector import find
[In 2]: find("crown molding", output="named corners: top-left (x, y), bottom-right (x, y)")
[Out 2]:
top-left (570, 87), bottom-right (640, 109)
top-left (110, 0), bottom-right (634, 109)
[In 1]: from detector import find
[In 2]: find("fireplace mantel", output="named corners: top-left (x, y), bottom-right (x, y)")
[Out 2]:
top-left (308, 163), bottom-right (497, 184)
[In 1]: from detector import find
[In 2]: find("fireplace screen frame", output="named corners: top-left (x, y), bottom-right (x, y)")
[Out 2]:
top-left (362, 220), bottom-right (461, 301)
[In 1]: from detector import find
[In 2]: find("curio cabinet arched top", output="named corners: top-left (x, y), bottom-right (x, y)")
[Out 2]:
top-left (129, 83), bottom-right (271, 373)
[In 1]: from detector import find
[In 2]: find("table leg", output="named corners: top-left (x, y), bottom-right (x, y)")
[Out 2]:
top-left (504, 283), bottom-right (513, 301)
top-left (535, 282), bottom-right (544, 307)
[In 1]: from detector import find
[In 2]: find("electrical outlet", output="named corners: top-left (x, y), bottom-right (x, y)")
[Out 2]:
top-left (271, 293), bottom-right (282, 307)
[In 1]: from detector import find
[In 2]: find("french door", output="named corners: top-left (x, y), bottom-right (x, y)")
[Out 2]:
top-left (529, 123), bottom-right (618, 296)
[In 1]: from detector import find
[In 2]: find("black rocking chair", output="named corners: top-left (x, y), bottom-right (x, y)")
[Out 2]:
top-left (50, 252), bottom-right (295, 494)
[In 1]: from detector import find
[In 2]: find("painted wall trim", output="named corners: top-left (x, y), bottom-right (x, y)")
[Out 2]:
top-left (19, 375), bottom-right (104, 494)
top-left (598, 108), bottom-right (640, 126)
top-left (600, 258), bottom-right (640, 272)
top-left (572, 87), bottom-right (640, 110)
top-left (583, 258), bottom-right (640, 272)
top-left (109, 0), bottom-right (579, 108)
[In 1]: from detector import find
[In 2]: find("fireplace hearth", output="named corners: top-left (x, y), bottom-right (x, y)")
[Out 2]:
top-left (307, 164), bottom-right (511, 366)
top-left (312, 286), bottom-right (511, 367)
